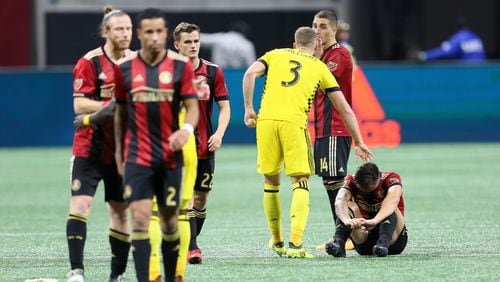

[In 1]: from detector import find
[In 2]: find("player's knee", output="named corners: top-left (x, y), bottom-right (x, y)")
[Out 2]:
top-left (194, 191), bottom-right (208, 207)
top-left (69, 195), bottom-right (93, 215)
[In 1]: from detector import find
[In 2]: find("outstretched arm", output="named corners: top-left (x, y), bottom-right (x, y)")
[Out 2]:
top-left (327, 90), bottom-right (373, 162)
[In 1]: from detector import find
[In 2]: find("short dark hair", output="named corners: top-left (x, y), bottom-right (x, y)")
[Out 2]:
top-left (314, 9), bottom-right (338, 27)
top-left (354, 162), bottom-right (380, 191)
top-left (136, 8), bottom-right (168, 28)
top-left (173, 22), bottom-right (201, 42)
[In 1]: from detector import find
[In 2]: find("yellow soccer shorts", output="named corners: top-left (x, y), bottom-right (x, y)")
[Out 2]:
top-left (256, 119), bottom-right (314, 177)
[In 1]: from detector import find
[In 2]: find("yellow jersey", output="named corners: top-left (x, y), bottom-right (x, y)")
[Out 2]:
top-left (257, 48), bottom-right (340, 128)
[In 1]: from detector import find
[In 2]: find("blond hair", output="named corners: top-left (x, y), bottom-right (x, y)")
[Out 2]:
top-left (294, 27), bottom-right (316, 48)
top-left (100, 5), bottom-right (128, 35)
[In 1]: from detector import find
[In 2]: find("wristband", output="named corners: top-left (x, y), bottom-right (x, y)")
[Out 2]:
top-left (182, 123), bottom-right (194, 134)
top-left (83, 115), bottom-right (91, 126)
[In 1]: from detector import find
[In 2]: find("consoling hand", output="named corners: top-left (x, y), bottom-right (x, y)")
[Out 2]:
top-left (355, 143), bottom-right (373, 163)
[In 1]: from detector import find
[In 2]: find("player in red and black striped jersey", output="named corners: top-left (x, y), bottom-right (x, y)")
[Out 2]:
top-left (312, 10), bottom-right (355, 248)
top-left (66, 6), bottom-right (132, 282)
top-left (326, 162), bottom-right (408, 257)
top-left (113, 9), bottom-right (199, 282)
top-left (173, 22), bottom-right (231, 265)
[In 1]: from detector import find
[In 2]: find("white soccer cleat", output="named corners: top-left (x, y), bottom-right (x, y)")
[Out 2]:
top-left (67, 268), bottom-right (84, 282)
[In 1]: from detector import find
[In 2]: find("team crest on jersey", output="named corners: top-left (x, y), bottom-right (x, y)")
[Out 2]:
top-left (73, 79), bottom-right (83, 91)
top-left (123, 185), bottom-right (132, 200)
top-left (159, 71), bottom-right (172, 84)
top-left (327, 61), bottom-right (338, 72)
top-left (389, 177), bottom-right (400, 185)
top-left (71, 179), bottom-right (81, 191)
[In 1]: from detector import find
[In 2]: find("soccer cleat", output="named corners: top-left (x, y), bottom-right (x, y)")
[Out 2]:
top-left (268, 239), bottom-right (287, 257)
top-left (174, 276), bottom-right (184, 282)
top-left (109, 275), bottom-right (124, 282)
top-left (286, 243), bottom-right (314, 259)
top-left (325, 241), bottom-right (346, 257)
top-left (317, 238), bottom-right (355, 251)
top-left (345, 238), bottom-right (355, 250)
top-left (187, 248), bottom-right (203, 264)
top-left (373, 244), bottom-right (389, 257)
top-left (67, 268), bottom-right (84, 282)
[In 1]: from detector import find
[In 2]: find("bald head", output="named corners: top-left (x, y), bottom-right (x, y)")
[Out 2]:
top-left (294, 26), bottom-right (317, 49)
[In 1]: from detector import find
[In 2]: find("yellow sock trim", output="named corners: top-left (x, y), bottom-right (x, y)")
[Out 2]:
top-left (68, 213), bottom-right (87, 223)
top-left (162, 230), bottom-right (180, 242)
top-left (132, 231), bottom-right (149, 241)
top-left (109, 228), bottom-right (130, 242)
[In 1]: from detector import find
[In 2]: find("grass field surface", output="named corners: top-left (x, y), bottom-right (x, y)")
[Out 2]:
top-left (1, 143), bottom-right (499, 281)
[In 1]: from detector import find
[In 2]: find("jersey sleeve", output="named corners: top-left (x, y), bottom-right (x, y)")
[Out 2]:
top-left (319, 63), bottom-right (340, 93)
top-left (114, 64), bottom-right (127, 103)
top-left (73, 57), bottom-right (96, 97)
top-left (382, 172), bottom-right (402, 189)
top-left (328, 51), bottom-right (346, 78)
top-left (257, 50), bottom-right (273, 74)
top-left (213, 67), bottom-right (229, 101)
top-left (342, 175), bottom-right (356, 192)
top-left (181, 61), bottom-right (197, 100)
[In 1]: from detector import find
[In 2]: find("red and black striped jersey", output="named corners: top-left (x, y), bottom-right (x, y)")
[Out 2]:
top-left (314, 43), bottom-right (353, 138)
top-left (115, 50), bottom-right (198, 168)
top-left (194, 59), bottom-right (229, 159)
top-left (343, 172), bottom-right (405, 219)
top-left (72, 46), bottom-right (119, 164)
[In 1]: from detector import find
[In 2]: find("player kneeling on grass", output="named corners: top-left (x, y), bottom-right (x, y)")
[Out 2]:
top-left (326, 162), bottom-right (408, 257)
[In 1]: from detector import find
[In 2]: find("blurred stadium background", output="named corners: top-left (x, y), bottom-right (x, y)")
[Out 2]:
top-left (1, 0), bottom-right (500, 146)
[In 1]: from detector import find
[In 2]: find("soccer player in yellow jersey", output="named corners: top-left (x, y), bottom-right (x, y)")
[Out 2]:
top-left (243, 26), bottom-right (372, 258)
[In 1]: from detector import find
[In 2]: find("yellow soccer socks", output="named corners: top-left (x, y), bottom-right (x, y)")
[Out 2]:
top-left (290, 181), bottom-right (309, 247)
top-left (263, 183), bottom-right (283, 244)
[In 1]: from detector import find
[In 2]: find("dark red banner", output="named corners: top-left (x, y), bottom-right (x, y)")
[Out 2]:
top-left (0, 0), bottom-right (30, 66)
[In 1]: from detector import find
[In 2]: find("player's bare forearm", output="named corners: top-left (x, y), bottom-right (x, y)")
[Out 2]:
top-left (243, 61), bottom-right (265, 110)
top-left (215, 100), bottom-right (231, 136)
top-left (183, 98), bottom-right (199, 129)
top-left (73, 97), bottom-right (105, 115)
top-left (114, 104), bottom-right (126, 165)
top-left (335, 188), bottom-right (352, 225)
top-left (91, 99), bottom-right (116, 124)
top-left (372, 185), bottom-right (402, 224)
top-left (209, 101), bottom-right (231, 151)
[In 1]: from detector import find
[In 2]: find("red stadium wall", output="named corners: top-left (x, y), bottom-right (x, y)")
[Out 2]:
top-left (0, 0), bottom-right (30, 66)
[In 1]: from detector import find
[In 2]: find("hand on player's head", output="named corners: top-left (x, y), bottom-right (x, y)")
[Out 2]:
top-left (355, 144), bottom-right (373, 163)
